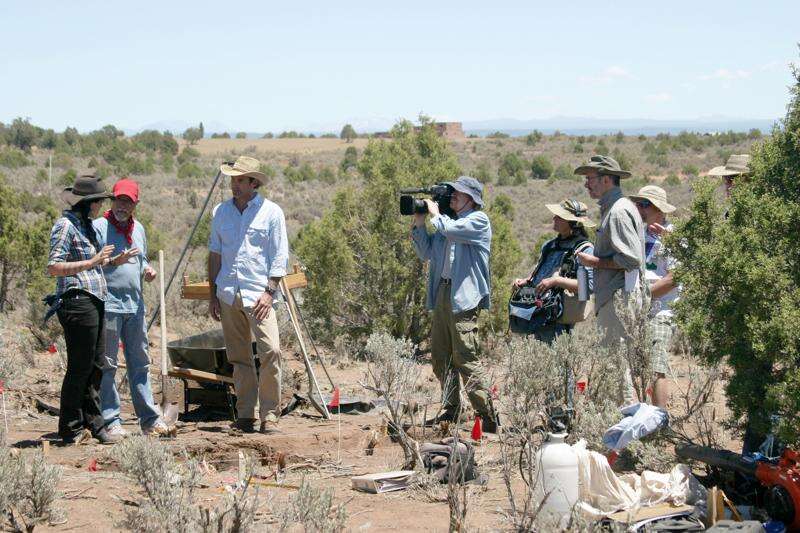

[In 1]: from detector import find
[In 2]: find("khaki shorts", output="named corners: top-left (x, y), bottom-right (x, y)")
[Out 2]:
top-left (649, 313), bottom-right (674, 376)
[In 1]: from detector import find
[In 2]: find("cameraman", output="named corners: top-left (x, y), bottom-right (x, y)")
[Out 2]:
top-left (410, 176), bottom-right (498, 432)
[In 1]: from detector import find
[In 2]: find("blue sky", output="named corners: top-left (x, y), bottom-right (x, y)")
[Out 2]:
top-left (1, 1), bottom-right (798, 132)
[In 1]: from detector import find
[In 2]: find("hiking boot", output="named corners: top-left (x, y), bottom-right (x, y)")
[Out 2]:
top-left (259, 413), bottom-right (280, 433)
top-left (481, 414), bottom-right (501, 434)
top-left (62, 428), bottom-right (93, 445)
top-left (230, 417), bottom-right (257, 433)
top-left (143, 420), bottom-right (170, 437)
top-left (95, 427), bottom-right (124, 445)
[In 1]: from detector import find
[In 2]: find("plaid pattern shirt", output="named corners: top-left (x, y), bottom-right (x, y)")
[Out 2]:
top-left (48, 211), bottom-right (107, 301)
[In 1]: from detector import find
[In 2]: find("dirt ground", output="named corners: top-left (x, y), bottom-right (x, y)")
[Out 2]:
top-left (4, 335), bottom-right (520, 532)
top-left (1, 309), bottom-right (738, 533)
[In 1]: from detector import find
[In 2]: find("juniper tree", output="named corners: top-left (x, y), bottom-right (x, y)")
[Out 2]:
top-left (670, 59), bottom-right (800, 446)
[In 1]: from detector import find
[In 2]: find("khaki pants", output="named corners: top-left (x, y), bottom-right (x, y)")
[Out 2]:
top-left (219, 293), bottom-right (281, 421)
top-left (430, 281), bottom-right (492, 418)
top-left (596, 294), bottom-right (636, 405)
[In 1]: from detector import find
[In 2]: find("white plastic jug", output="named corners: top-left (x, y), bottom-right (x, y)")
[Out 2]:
top-left (534, 433), bottom-right (580, 521)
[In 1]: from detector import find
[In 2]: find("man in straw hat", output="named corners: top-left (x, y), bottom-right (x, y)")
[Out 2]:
top-left (512, 198), bottom-right (596, 343)
top-left (411, 176), bottom-right (499, 432)
top-left (707, 154), bottom-right (752, 197)
top-left (574, 155), bottom-right (645, 405)
top-left (208, 156), bottom-right (288, 433)
top-left (629, 185), bottom-right (679, 409)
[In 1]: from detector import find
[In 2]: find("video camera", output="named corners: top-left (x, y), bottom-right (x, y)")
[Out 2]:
top-left (399, 183), bottom-right (455, 218)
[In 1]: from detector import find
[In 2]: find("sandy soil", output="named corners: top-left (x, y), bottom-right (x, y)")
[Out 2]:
top-left (4, 340), bottom-right (516, 532)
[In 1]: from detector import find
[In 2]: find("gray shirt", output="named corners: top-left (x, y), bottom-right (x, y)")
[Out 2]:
top-left (593, 187), bottom-right (645, 308)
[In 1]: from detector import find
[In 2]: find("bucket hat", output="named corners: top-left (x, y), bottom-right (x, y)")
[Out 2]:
top-left (574, 155), bottom-right (632, 178)
top-left (219, 156), bottom-right (267, 184)
top-left (545, 199), bottom-right (596, 227)
top-left (707, 154), bottom-right (751, 177)
top-left (628, 185), bottom-right (676, 214)
top-left (60, 174), bottom-right (113, 207)
top-left (444, 176), bottom-right (484, 207)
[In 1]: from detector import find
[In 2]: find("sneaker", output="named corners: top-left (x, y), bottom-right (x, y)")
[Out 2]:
top-left (259, 413), bottom-right (280, 433)
top-left (106, 424), bottom-right (129, 438)
top-left (95, 427), bottom-right (124, 445)
top-left (230, 417), bottom-right (256, 433)
top-left (142, 420), bottom-right (170, 437)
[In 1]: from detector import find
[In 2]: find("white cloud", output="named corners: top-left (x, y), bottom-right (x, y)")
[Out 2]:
top-left (645, 92), bottom-right (672, 103)
top-left (579, 66), bottom-right (635, 84)
top-left (700, 68), bottom-right (751, 81)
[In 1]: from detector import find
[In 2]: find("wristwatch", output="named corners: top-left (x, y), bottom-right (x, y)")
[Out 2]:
top-left (265, 285), bottom-right (277, 297)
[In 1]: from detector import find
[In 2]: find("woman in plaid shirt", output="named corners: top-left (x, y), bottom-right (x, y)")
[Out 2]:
top-left (47, 175), bottom-right (119, 444)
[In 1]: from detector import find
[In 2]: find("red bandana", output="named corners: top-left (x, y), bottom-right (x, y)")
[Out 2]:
top-left (103, 210), bottom-right (134, 245)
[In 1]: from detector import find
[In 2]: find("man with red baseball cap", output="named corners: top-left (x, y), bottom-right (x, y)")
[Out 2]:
top-left (93, 178), bottom-right (168, 437)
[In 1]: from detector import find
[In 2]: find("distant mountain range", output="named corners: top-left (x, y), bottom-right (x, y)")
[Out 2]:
top-left (124, 115), bottom-right (779, 138)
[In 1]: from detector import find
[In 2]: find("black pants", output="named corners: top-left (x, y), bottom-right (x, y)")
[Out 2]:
top-left (56, 290), bottom-right (106, 439)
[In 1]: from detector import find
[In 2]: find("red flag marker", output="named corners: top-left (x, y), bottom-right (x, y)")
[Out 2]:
top-left (0, 380), bottom-right (4, 394)
top-left (607, 450), bottom-right (619, 467)
top-left (47, 343), bottom-right (57, 354)
top-left (327, 387), bottom-right (340, 410)
top-left (576, 381), bottom-right (587, 393)
top-left (471, 416), bottom-right (483, 441)
top-left (87, 458), bottom-right (98, 472)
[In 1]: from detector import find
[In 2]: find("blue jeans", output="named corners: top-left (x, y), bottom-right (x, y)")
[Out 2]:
top-left (100, 307), bottom-right (161, 429)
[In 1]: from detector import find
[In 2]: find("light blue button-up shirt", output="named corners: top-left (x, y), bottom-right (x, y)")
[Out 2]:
top-left (411, 209), bottom-right (492, 313)
top-left (93, 217), bottom-right (148, 313)
top-left (209, 194), bottom-right (289, 307)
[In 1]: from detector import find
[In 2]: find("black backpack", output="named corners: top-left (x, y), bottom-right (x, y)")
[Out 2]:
top-left (420, 438), bottom-right (479, 484)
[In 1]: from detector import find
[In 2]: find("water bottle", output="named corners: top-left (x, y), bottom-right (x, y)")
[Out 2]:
top-left (534, 433), bottom-right (580, 525)
top-left (577, 264), bottom-right (589, 302)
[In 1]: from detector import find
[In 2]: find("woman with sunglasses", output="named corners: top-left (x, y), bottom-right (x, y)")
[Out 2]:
top-left (512, 199), bottom-right (596, 343)
top-left (628, 185), bottom-right (678, 410)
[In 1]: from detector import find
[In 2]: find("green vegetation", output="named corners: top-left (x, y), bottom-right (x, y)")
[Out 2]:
top-left (530, 154), bottom-right (553, 180)
top-left (0, 175), bottom-right (57, 311)
top-left (671, 65), bottom-right (800, 446)
top-left (293, 119), bottom-right (460, 342)
top-left (498, 152), bottom-right (527, 185)
top-left (340, 124), bottom-right (357, 143)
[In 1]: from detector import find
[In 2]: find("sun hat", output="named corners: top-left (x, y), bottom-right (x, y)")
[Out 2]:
top-left (545, 199), bottom-right (596, 227)
top-left (628, 185), bottom-right (676, 214)
top-left (219, 156), bottom-right (267, 184)
top-left (60, 174), bottom-right (113, 207)
top-left (707, 154), bottom-right (751, 177)
top-left (112, 178), bottom-right (139, 203)
top-left (444, 176), bottom-right (484, 207)
top-left (574, 155), bottom-right (632, 178)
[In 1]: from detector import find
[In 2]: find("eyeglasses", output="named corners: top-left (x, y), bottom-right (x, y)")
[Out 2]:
top-left (635, 200), bottom-right (653, 209)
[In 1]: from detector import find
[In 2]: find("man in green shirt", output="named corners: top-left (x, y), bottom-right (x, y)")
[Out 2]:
top-left (574, 155), bottom-right (645, 405)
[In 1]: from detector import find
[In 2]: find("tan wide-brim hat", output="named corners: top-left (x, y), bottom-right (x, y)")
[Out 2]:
top-left (220, 155), bottom-right (267, 184)
top-left (707, 154), bottom-right (751, 177)
top-left (628, 185), bottom-right (676, 214)
top-left (545, 199), bottom-right (596, 227)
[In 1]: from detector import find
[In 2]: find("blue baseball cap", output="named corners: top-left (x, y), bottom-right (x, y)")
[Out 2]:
top-left (444, 176), bottom-right (484, 207)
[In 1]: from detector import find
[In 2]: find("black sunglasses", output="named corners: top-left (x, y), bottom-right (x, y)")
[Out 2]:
top-left (635, 200), bottom-right (653, 209)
